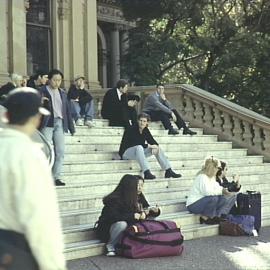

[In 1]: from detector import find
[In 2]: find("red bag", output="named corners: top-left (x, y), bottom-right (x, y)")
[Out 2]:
top-left (117, 220), bottom-right (184, 258)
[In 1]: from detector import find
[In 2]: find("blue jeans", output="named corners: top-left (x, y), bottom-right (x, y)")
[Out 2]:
top-left (70, 100), bottom-right (94, 121)
top-left (41, 118), bottom-right (65, 180)
top-left (123, 145), bottom-right (171, 172)
top-left (187, 195), bottom-right (230, 218)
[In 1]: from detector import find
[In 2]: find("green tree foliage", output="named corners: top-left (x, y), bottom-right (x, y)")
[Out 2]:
top-left (120, 0), bottom-right (270, 116)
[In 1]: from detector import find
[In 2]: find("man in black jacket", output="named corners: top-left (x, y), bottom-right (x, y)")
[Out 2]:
top-left (119, 113), bottom-right (181, 179)
top-left (68, 75), bottom-right (95, 127)
top-left (101, 79), bottom-right (132, 127)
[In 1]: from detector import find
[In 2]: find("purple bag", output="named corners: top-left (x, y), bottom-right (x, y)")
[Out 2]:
top-left (117, 220), bottom-right (184, 258)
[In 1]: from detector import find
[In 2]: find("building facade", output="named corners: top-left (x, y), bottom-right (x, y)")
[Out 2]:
top-left (0, 0), bottom-right (133, 88)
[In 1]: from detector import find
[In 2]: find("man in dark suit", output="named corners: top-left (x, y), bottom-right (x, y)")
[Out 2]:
top-left (101, 79), bottom-right (131, 127)
top-left (143, 84), bottom-right (197, 135)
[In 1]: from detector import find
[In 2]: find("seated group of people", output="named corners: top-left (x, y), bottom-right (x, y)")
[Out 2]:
top-left (96, 158), bottom-right (241, 256)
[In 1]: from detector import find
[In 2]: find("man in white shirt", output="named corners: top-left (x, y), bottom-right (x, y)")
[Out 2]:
top-left (0, 88), bottom-right (66, 270)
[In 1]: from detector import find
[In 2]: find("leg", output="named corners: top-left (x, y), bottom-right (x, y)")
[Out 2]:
top-left (148, 111), bottom-right (173, 130)
top-left (83, 100), bottom-right (95, 121)
top-left (106, 221), bottom-right (128, 253)
top-left (172, 109), bottom-right (187, 129)
top-left (187, 196), bottom-right (219, 218)
top-left (153, 147), bottom-right (171, 170)
top-left (123, 145), bottom-right (150, 172)
top-left (216, 195), bottom-right (236, 216)
top-left (69, 100), bottom-right (81, 122)
top-left (52, 118), bottom-right (65, 180)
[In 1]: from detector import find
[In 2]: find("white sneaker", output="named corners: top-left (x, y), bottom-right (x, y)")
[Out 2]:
top-left (75, 119), bottom-right (83, 126)
top-left (84, 120), bottom-right (95, 127)
top-left (106, 251), bottom-right (116, 257)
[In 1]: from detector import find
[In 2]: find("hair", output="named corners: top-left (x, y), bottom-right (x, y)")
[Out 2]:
top-left (48, 69), bottom-right (64, 80)
top-left (8, 112), bottom-right (30, 125)
top-left (103, 174), bottom-right (143, 210)
top-left (197, 157), bottom-right (220, 178)
top-left (116, 79), bottom-right (128, 89)
top-left (156, 83), bottom-right (165, 88)
top-left (138, 112), bottom-right (151, 122)
top-left (36, 70), bottom-right (48, 77)
top-left (10, 73), bottom-right (23, 87)
top-left (216, 161), bottom-right (227, 178)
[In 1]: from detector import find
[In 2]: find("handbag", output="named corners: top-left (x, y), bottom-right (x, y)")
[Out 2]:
top-left (219, 221), bottom-right (246, 236)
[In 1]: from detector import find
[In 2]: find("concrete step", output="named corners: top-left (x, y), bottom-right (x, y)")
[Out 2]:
top-left (64, 148), bottom-right (248, 162)
top-left (73, 126), bottom-right (203, 136)
top-left (61, 163), bottom-right (270, 182)
top-left (65, 134), bottom-right (218, 145)
top-left (57, 173), bottom-right (270, 197)
top-left (65, 141), bottom-right (234, 153)
top-left (61, 156), bottom-right (264, 173)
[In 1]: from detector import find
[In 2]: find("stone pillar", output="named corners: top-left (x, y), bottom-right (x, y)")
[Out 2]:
top-left (9, 0), bottom-right (27, 76)
top-left (0, 0), bottom-right (10, 84)
top-left (110, 25), bottom-right (121, 87)
top-left (85, 0), bottom-right (100, 88)
top-left (97, 26), bottom-right (107, 88)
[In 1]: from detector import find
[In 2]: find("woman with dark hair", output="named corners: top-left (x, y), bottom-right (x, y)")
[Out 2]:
top-left (96, 174), bottom-right (160, 256)
top-left (216, 161), bottom-right (241, 215)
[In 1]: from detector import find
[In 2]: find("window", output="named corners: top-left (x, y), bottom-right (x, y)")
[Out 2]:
top-left (26, 0), bottom-right (51, 75)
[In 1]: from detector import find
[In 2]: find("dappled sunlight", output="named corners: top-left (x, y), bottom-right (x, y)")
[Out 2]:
top-left (222, 241), bottom-right (270, 270)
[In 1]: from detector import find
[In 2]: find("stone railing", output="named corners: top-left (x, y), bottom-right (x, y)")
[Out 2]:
top-left (90, 84), bottom-right (270, 161)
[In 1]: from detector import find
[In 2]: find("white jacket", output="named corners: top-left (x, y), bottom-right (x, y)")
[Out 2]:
top-left (186, 173), bottom-right (223, 206)
top-left (0, 128), bottom-right (66, 270)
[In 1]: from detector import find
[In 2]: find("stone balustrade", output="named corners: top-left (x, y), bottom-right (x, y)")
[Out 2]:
top-left (90, 84), bottom-right (270, 161)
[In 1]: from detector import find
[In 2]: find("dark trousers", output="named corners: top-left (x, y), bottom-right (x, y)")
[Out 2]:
top-left (147, 109), bottom-right (187, 130)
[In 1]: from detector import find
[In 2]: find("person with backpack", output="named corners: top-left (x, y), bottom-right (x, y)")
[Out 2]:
top-left (95, 174), bottom-right (160, 257)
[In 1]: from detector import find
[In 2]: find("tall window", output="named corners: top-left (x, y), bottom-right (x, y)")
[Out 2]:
top-left (26, 0), bottom-right (51, 75)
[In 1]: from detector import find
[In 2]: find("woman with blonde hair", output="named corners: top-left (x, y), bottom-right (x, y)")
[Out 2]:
top-left (186, 157), bottom-right (233, 224)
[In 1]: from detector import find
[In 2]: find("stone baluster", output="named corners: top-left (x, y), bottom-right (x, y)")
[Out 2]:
top-left (184, 95), bottom-right (195, 121)
top-left (177, 91), bottom-right (185, 114)
top-left (212, 107), bottom-right (223, 132)
top-left (203, 103), bottom-right (214, 128)
top-left (222, 112), bottom-right (233, 137)
top-left (194, 100), bottom-right (204, 124)
top-left (262, 129), bottom-right (270, 154)
top-left (242, 121), bottom-right (253, 147)
top-left (232, 116), bottom-right (243, 141)
top-left (252, 125), bottom-right (262, 150)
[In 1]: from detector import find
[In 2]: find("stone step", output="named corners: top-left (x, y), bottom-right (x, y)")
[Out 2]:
top-left (65, 141), bottom-right (233, 153)
top-left (64, 214), bottom-right (270, 260)
top-left (57, 173), bottom-right (270, 197)
top-left (62, 156), bottom-right (264, 173)
top-left (61, 163), bottom-right (270, 182)
top-left (73, 126), bottom-right (203, 136)
top-left (64, 148), bottom-right (248, 162)
top-left (59, 185), bottom-right (270, 214)
top-left (65, 134), bottom-right (218, 145)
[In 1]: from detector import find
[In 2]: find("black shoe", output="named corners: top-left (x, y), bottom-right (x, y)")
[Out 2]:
top-left (144, 170), bottom-right (156, 180)
top-left (55, 179), bottom-right (66, 186)
top-left (165, 168), bottom-right (182, 178)
top-left (183, 128), bottom-right (197, 135)
top-left (200, 217), bottom-right (220, 225)
top-left (168, 128), bottom-right (179, 135)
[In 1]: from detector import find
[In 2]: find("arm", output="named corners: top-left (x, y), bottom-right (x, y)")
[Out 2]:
top-left (16, 146), bottom-right (66, 270)
top-left (198, 175), bottom-right (223, 196)
top-left (65, 94), bottom-right (75, 135)
top-left (145, 128), bottom-right (159, 146)
top-left (147, 95), bottom-right (172, 114)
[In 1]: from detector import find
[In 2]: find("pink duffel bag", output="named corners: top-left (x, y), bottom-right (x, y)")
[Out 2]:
top-left (117, 220), bottom-right (184, 258)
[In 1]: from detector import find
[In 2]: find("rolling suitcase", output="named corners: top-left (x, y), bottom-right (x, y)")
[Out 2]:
top-left (236, 191), bottom-right (261, 232)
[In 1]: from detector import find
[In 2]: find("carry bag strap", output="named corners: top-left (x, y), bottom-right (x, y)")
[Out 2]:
top-left (138, 220), bottom-right (171, 232)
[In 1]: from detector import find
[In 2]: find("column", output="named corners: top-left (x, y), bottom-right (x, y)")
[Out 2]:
top-left (85, 0), bottom-right (100, 89)
top-left (110, 25), bottom-right (120, 87)
top-left (9, 0), bottom-right (27, 76)
top-left (0, 0), bottom-right (10, 84)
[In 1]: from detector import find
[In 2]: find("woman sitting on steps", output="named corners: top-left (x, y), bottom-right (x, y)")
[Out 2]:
top-left (95, 174), bottom-right (160, 256)
top-left (186, 157), bottom-right (235, 225)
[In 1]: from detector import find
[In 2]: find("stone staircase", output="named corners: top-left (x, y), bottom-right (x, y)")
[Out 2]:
top-left (60, 119), bottom-right (270, 260)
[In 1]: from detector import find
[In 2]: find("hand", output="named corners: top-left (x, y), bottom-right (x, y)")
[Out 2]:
top-left (232, 174), bottom-right (240, 183)
top-left (149, 207), bottom-right (160, 213)
top-left (128, 100), bottom-right (135, 107)
top-left (160, 93), bottom-right (166, 100)
top-left (149, 145), bottom-right (159, 155)
top-left (140, 212), bottom-right (146, 220)
top-left (171, 112), bottom-right (177, 122)
top-left (222, 188), bottom-right (230, 196)
top-left (134, 213), bottom-right (141, 220)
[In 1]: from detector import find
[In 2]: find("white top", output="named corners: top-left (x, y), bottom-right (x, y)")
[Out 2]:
top-left (47, 86), bottom-right (63, 119)
top-left (0, 128), bottom-right (66, 270)
top-left (116, 88), bottom-right (122, 100)
top-left (186, 173), bottom-right (223, 206)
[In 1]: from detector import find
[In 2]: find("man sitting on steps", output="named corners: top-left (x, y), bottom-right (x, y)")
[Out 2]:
top-left (143, 83), bottom-right (197, 135)
top-left (119, 113), bottom-right (182, 180)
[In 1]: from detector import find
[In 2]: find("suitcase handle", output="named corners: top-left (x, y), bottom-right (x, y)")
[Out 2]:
top-left (139, 220), bottom-right (170, 232)
top-left (246, 190), bottom-right (257, 194)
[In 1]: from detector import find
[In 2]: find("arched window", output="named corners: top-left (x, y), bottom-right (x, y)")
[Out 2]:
top-left (26, 0), bottom-right (52, 75)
